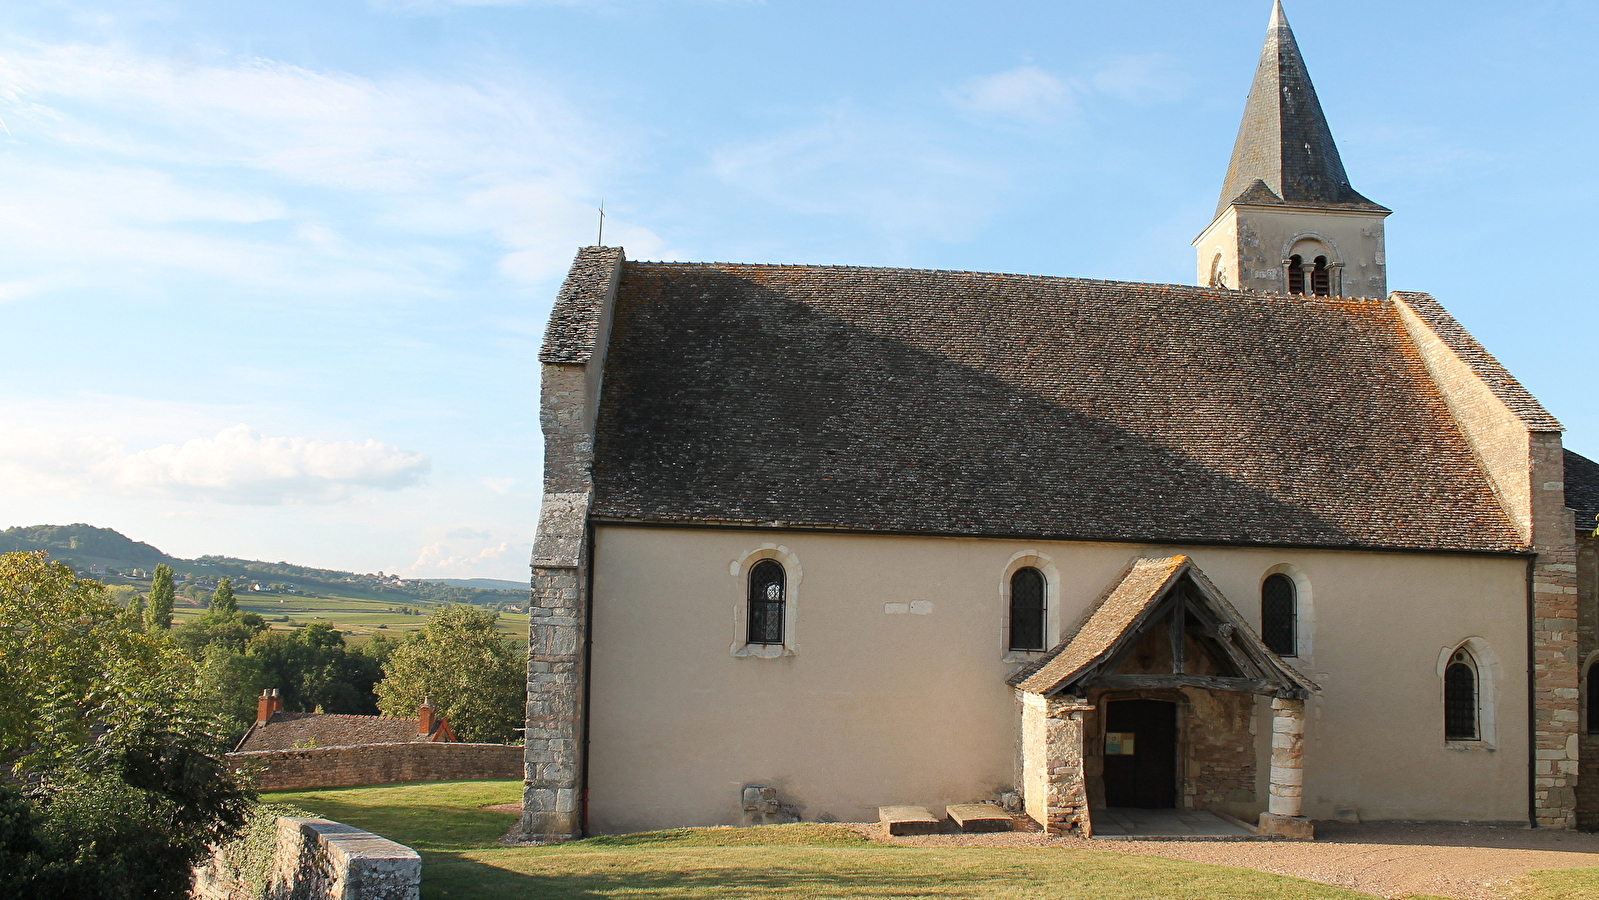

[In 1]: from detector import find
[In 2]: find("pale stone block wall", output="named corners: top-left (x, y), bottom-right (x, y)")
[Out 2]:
top-left (1018, 691), bottom-right (1091, 835)
top-left (192, 817), bottom-right (420, 900)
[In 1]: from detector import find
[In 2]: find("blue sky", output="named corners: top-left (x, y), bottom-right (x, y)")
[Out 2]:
top-left (2, 0), bottom-right (1593, 581)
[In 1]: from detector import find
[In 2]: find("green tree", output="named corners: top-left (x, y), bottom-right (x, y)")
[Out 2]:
top-left (145, 563), bottom-right (175, 631)
top-left (211, 577), bottom-right (237, 616)
top-left (247, 624), bottom-right (382, 718)
top-left (0, 551), bottom-right (252, 899)
top-left (375, 604), bottom-right (525, 743)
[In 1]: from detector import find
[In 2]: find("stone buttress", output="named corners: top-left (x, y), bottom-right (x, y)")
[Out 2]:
top-left (524, 247), bottom-right (625, 840)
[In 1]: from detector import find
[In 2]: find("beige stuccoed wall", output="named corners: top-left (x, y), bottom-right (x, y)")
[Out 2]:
top-left (585, 525), bottom-right (1529, 833)
top-left (1194, 205), bottom-right (1387, 297)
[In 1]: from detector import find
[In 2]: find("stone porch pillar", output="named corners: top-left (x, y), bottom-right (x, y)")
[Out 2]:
top-left (1259, 696), bottom-right (1313, 839)
top-left (1018, 690), bottom-right (1093, 836)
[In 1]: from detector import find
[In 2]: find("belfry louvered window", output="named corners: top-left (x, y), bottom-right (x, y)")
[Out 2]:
top-left (1009, 567), bottom-right (1046, 652)
top-left (1444, 648), bottom-right (1479, 741)
top-left (1311, 256), bottom-right (1331, 296)
top-left (747, 560), bottom-right (785, 645)
top-left (1260, 574), bottom-right (1296, 657)
top-left (1286, 255), bottom-right (1305, 295)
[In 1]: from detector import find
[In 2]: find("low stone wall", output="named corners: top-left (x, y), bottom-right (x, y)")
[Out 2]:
top-left (230, 742), bottom-right (522, 792)
top-left (193, 817), bottom-right (420, 900)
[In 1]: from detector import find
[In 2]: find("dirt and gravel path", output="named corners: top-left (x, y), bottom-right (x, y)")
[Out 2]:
top-left (853, 821), bottom-right (1599, 900)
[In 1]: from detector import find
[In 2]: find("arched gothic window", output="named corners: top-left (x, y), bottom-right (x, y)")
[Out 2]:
top-left (1311, 256), bottom-right (1331, 296)
top-left (1260, 574), bottom-right (1296, 657)
top-left (1009, 567), bottom-right (1046, 652)
top-left (1286, 255), bottom-right (1305, 295)
top-left (1588, 660), bottom-right (1599, 735)
top-left (1444, 648), bottom-right (1479, 741)
top-left (747, 560), bottom-right (785, 645)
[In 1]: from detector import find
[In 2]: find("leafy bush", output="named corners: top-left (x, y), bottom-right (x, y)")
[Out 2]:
top-left (0, 551), bottom-right (255, 899)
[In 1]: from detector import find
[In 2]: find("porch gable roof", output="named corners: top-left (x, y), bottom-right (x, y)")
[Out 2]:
top-left (1010, 555), bottom-right (1318, 698)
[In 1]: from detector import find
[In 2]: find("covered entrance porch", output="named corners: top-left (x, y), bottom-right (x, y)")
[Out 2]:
top-left (1010, 555), bottom-right (1318, 839)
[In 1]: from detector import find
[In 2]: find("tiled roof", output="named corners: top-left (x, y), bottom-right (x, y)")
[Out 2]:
top-left (1216, 2), bottom-right (1386, 216)
top-left (233, 712), bottom-right (444, 752)
top-left (588, 261), bottom-right (1524, 553)
top-left (1010, 555), bottom-right (1317, 696)
top-left (1012, 556), bottom-right (1188, 693)
top-left (1568, 450), bottom-right (1599, 535)
top-left (1394, 292), bottom-right (1563, 431)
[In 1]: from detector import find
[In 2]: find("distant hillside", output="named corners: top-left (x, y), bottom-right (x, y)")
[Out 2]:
top-left (0, 523), bottom-right (171, 568)
top-left (0, 524), bottom-right (523, 608)
top-left (429, 577), bottom-right (528, 592)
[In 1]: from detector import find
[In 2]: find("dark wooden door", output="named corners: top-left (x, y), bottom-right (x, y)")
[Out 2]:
top-left (1102, 699), bottom-right (1178, 808)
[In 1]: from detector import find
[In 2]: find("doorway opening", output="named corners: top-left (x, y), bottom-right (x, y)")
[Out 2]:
top-left (1102, 698), bottom-right (1178, 808)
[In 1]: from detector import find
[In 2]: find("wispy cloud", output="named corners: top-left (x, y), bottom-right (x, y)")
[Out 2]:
top-left (0, 423), bottom-right (429, 505)
top-left (0, 42), bottom-right (673, 298)
top-left (946, 55), bottom-right (1188, 125)
top-left (711, 108), bottom-right (1004, 244)
top-left (947, 65), bottom-right (1075, 123)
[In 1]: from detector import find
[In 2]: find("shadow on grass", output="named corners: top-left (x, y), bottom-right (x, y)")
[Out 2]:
top-left (417, 843), bottom-right (1381, 900)
top-left (421, 852), bottom-right (1034, 900)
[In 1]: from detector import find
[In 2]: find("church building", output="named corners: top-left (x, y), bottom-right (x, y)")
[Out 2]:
top-left (524, 2), bottom-right (1599, 839)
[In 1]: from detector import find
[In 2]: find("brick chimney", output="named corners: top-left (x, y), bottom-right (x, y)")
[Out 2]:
top-left (417, 698), bottom-right (436, 737)
top-left (256, 688), bottom-right (283, 724)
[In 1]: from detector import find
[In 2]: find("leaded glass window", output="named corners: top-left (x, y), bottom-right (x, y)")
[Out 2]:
top-left (1009, 567), bottom-right (1046, 652)
top-left (1261, 574), bottom-right (1296, 657)
top-left (747, 560), bottom-right (785, 645)
top-left (1445, 649), bottom-right (1478, 741)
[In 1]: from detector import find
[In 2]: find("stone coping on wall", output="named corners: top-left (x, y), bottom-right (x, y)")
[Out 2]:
top-left (193, 816), bottom-right (421, 900)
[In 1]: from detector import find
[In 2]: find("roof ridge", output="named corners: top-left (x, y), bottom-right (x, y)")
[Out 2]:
top-left (624, 259), bottom-right (1390, 303)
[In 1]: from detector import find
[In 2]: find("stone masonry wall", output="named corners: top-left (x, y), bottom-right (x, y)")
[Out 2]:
top-left (228, 743), bottom-right (521, 793)
top-left (192, 817), bottom-right (420, 900)
top-left (1017, 691), bottom-right (1091, 836)
top-left (1183, 687), bottom-right (1258, 813)
top-left (1530, 433), bottom-right (1580, 828)
top-left (1576, 531), bottom-right (1597, 830)
top-left (525, 249), bottom-right (624, 840)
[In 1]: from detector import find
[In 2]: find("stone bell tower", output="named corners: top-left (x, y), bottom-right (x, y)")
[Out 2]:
top-left (1194, 1), bottom-right (1390, 298)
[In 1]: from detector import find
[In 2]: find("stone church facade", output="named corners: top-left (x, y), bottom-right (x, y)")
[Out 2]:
top-left (524, 3), bottom-right (1599, 839)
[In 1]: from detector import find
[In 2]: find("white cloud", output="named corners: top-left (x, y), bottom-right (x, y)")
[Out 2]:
top-left (0, 42), bottom-right (674, 295)
top-left (405, 538), bottom-right (520, 578)
top-left (0, 422), bottom-right (430, 505)
top-left (946, 56), bottom-right (1187, 125)
top-left (1087, 54), bottom-right (1188, 105)
top-left (711, 109), bottom-right (1003, 244)
top-left (947, 65), bottom-right (1075, 123)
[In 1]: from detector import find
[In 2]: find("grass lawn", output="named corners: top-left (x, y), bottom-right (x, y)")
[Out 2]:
top-left (264, 781), bottom-right (1414, 900)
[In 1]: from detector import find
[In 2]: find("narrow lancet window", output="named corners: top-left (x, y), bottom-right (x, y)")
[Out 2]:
top-left (1286, 255), bottom-right (1305, 294)
top-left (1444, 648), bottom-right (1479, 741)
top-left (1009, 567), bottom-right (1046, 652)
top-left (747, 560), bottom-right (786, 645)
top-left (1311, 256), bottom-right (1331, 296)
top-left (1587, 661), bottom-right (1599, 735)
top-left (1261, 574), bottom-right (1296, 657)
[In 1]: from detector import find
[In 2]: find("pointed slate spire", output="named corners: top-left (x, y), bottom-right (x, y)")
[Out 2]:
top-left (1216, 2), bottom-right (1386, 216)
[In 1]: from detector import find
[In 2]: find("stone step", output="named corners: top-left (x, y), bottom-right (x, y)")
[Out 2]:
top-left (945, 803), bottom-right (1013, 833)
top-left (878, 805), bottom-right (940, 836)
